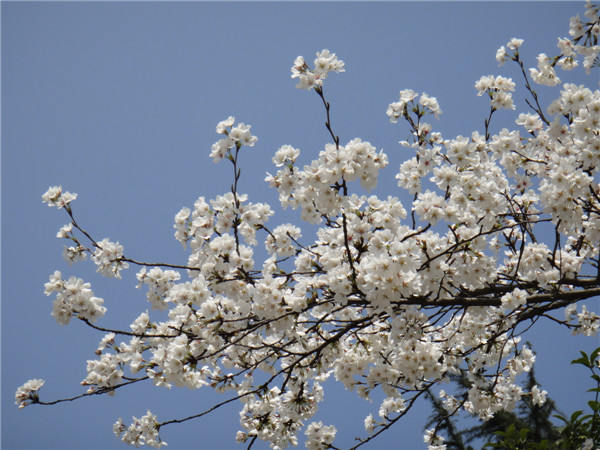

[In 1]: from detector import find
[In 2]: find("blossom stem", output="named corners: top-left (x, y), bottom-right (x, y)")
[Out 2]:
top-left (513, 54), bottom-right (550, 125)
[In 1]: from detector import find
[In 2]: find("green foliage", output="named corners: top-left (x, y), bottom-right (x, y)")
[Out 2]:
top-left (551, 348), bottom-right (600, 449)
top-left (483, 424), bottom-right (552, 449)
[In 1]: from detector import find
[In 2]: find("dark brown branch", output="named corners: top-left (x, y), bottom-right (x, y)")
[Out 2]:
top-left (117, 257), bottom-right (199, 271)
top-left (79, 317), bottom-right (183, 339)
top-left (388, 286), bottom-right (600, 308)
top-left (35, 377), bottom-right (149, 406)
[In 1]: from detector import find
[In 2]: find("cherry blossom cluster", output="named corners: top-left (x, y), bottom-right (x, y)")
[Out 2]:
top-left (136, 267), bottom-right (182, 311)
top-left (92, 238), bottom-right (128, 278)
top-left (424, 428), bottom-right (446, 450)
top-left (386, 89), bottom-right (443, 123)
top-left (265, 138), bottom-right (389, 223)
top-left (565, 304), bottom-right (600, 336)
top-left (114, 410), bottom-right (166, 448)
top-left (17, 3), bottom-right (600, 449)
top-left (210, 116), bottom-right (258, 162)
top-left (475, 75), bottom-right (516, 110)
top-left (42, 185), bottom-right (77, 209)
top-left (497, 0), bottom-right (600, 77)
top-left (290, 49), bottom-right (345, 90)
top-left (304, 422), bottom-right (337, 450)
top-left (82, 352), bottom-right (124, 395)
top-left (15, 379), bottom-right (44, 409)
top-left (235, 381), bottom-right (328, 448)
top-left (569, 2), bottom-right (600, 73)
top-left (44, 270), bottom-right (106, 325)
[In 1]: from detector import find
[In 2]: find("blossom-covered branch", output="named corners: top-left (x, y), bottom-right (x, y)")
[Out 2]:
top-left (18, 2), bottom-right (600, 449)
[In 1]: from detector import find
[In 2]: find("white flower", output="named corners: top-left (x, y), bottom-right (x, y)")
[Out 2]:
top-left (495, 37), bottom-right (525, 67)
top-left (62, 245), bottom-right (87, 265)
top-left (291, 49), bottom-right (345, 90)
top-left (569, 13), bottom-right (584, 38)
top-left (475, 75), bottom-right (515, 109)
top-left (83, 353), bottom-right (123, 395)
top-left (92, 238), bottom-right (128, 278)
top-left (210, 118), bottom-right (257, 162)
top-left (44, 270), bottom-right (63, 295)
top-left (424, 428), bottom-right (446, 450)
top-left (56, 223), bottom-right (73, 238)
top-left (496, 45), bottom-right (508, 66)
top-left (229, 123), bottom-right (258, 147)
top-left (210, 136), bottom-right (234, 163)
top-left (15, 379), bottom-right (45, 408)
top-left (557, 37), bottom-right (576, 57)
top-left (420, 93), bottom-right (442, 118)
top-left (507, 38), bottom-right (524, 50)
top-left (378, 396), bottom-right (406, 418)
top-left (42, 186), bottom-right (77, 209)
top-left (501, 288), bottom-right (528, 310)
top-left (414, 191), bottom-right (446, 225)
top-left (216, 116), bottom-right (235, 134)
top-left (265, 224), bottom-right (302, 258)
top-left (364, 414), bottom-right (375, 433)
top-left (114, 410), bottom-right (167, 448)
top-left (136, 267), bottom-right (181, 311)
top-left (531, 385), bottom-right (547, 406)
top-left (305, 421), bottom-right (336, 449)
top-left (44, 272), bottom-right (106, 325)
top-left (516, 113), bottom-right (543, 133)
top-left (529, 53), bottom-right (560, 86)
top-left (387, 89), bottom-right (420, 123)
top-left (581, 438), bottom-right (595, 450)
top-left (272, 145), bottom-right (300, 167)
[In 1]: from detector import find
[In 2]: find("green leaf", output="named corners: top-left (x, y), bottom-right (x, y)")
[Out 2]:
top-left (590, 347), bottom-right (600, 363)
top-left (588, 400), bottom-right (600, 411)
top-left (571, 410), bottom-right (585, 422)
top-left (571, 355), bottom-right (590, 367)
top-left (518, 426), bottom-right (529, 440)
top-left (554, 414), bottom-right (568, 424)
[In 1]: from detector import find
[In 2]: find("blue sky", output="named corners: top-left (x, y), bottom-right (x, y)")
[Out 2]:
top-left (2, 1), bottom-right (599, 449)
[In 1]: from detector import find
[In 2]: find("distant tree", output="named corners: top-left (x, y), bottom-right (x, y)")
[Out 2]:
top-left (424, 358), bottom-right (561, 448)
top-left (422, 347), bottom-right (600, 449)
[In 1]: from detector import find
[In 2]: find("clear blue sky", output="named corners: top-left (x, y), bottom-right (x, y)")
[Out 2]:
top-left (2, 2), bottom-right (598, 449)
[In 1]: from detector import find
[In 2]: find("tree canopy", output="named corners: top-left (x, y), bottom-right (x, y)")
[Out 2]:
top-left (15, 2), bottom-right (600, 449)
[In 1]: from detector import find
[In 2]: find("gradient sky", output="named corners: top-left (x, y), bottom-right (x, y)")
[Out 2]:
top-left (2, 2), bottom-right (599, 449)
